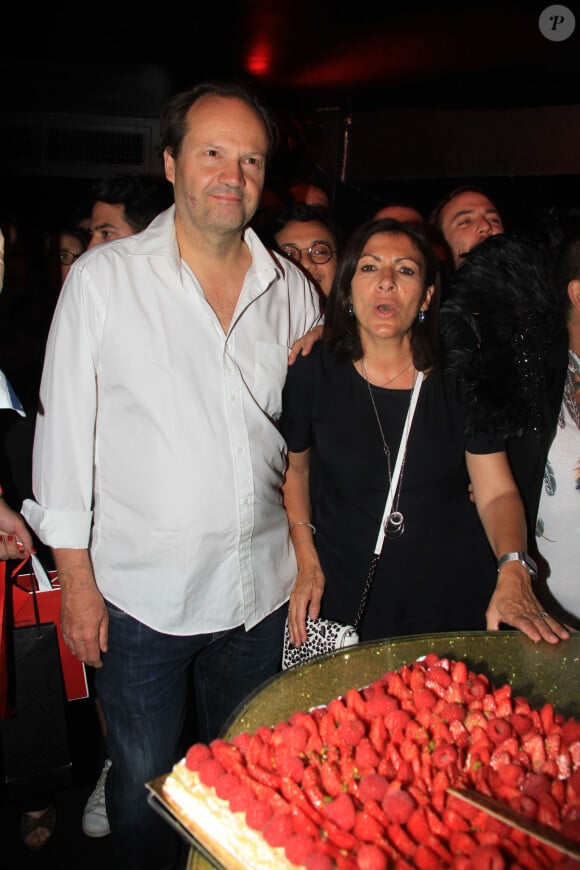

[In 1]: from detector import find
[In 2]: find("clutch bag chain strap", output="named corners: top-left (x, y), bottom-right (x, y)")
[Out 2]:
top-left (353, 371), bottom-right (424, 631)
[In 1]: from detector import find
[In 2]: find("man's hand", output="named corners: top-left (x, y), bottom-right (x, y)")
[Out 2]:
top-left (288, 325), bottom-right (323, 365)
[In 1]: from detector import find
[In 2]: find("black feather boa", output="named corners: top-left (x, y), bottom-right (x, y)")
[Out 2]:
top-left (440, 232), bottom-right (564, 439)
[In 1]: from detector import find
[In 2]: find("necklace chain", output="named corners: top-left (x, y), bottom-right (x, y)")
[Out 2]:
top-left (360, 358), bottom-right (415, 538)
top-left (360, 359), bottom-right (413, 388)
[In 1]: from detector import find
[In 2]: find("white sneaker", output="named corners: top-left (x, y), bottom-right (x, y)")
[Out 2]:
top-left (82, 758), bottom-right (112, 837)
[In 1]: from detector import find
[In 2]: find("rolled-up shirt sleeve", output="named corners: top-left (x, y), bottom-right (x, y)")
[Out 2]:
top-left (21, 260), bottom-right (102, 548)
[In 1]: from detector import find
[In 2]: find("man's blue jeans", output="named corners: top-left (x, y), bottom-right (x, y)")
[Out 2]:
top-left (95, 602), bottom-right (286, 870)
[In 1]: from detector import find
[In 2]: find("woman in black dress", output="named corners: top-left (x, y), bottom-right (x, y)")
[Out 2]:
top-left (280, 218), bottom-right (569, 647)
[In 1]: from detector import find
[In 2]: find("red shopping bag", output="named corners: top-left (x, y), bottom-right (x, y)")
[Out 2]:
top-left (0, 561), bottom-right (12, 718)
top-left (11, 555), bottom-right (89, 701)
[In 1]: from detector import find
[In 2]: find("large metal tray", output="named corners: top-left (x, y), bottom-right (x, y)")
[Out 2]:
top-left (155, 630), bottom-right (580, 870)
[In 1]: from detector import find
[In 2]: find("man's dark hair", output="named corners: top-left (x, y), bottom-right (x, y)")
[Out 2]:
top-left (272, 203), bottom-right (341, 250)
top-left (323, 217), bottom-right (441, 373)
top-left (159, 81), bottom-right (276, 163)
top-left (90, 174), bottom-right (172, 233)
top-left (428, 184), bottom-right (501, 230)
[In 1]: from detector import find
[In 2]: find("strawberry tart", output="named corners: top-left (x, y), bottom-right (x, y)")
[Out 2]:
top-left (161, 653), bottom-right (580, 869)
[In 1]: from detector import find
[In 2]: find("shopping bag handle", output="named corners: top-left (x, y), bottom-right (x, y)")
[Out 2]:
top-left (10, 553), bottom-right (54, 592)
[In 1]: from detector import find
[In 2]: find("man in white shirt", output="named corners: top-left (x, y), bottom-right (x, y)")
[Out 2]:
top-left (22, 81), bottom-right (322, 870)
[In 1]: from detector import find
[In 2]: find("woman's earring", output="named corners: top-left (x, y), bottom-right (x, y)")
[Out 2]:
top-left (347, 302), bottom-right (354, 317)
top-left (418, 309), bottom-right (427, 324)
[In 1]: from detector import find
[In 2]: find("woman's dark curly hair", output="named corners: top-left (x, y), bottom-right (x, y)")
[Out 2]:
top-left (323, 218), bottom-right (441, 372)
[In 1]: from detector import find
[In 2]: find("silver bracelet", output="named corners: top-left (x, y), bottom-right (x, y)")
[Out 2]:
top-left (289, 521), bottom-right (316, 534)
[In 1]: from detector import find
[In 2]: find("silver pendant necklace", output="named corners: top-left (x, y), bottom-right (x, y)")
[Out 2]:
top-left (360, 358), bottom-right (415, 539)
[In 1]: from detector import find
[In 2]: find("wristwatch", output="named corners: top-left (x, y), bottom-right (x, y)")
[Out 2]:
top-left (497, 552), bottom-right (538, 579)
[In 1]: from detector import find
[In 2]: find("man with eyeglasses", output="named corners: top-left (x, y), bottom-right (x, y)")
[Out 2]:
top-left (273, 203), bottom-right (340, 300)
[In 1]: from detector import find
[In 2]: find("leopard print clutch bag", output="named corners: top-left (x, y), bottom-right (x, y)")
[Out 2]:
top-left (282, 614), bottom-right (359, 670)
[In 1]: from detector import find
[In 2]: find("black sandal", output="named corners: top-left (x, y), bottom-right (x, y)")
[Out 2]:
top-left (20, 805), bottom-right (57, 850)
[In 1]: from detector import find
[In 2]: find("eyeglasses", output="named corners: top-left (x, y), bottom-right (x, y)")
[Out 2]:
top-left (279, 241), bottom-right (335, 265)
top-left (58, 250), bottom-right (82, 265)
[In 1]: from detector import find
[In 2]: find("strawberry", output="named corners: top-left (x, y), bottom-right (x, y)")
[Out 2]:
top-left (356, 843), bottom-right (388, 870)
top-left (344, 686), bottom-right (367, 719)
top-left (431, 742), bottom-right (458, 769)
top-left (369, 714), bottom-right (388, 754)
top-left (486, 717), bottom-right (513, 745)
top-left (273, 722), bottom-right (309, 756)
top-left (305, 854), bottom-right (334, 870)
top-left (469, 844), bottom-right (506, 869)
top-left (291, 805), bottom-right (320, 838)
top-left (285, 832), bottom-right (316, 865)
top-left (354, 808), bottom-right (386, 842)
top-left (327, 696), bottom-right (349, 723)
top-left (451, 660), bottom-right (468, 684)
top-left (566, 768), bottom-right (580, 799)
top-left (197, 757), bottom-right (224, 787)
top-left (381, 789), bottom-right (416, 825)
top-left (523, 733), bottom-right (547, 771)
top-left (449, 718), bottom-right (470, 749)
top-left (228, 781), bottom-right (254, 813)
top-left (508, 794), bottom-right (538, 819)
top-left (358, 773), bottom-right (390, 803)
top-left (262, 812), bottom-right (294, 847)
top-left (497, 761), bottom-right (526, 788)
top-left (319, 760), bottom-right (343, 796)
top-left (413, 843), bottom-right (445, 869)
top-left (337, 716), bottom-right (366, 747)
top-left (386, 672), bottom-right (411, 702)
top-left (185, 742), bottom-right (212, 770)
top-left (449, 830), bottom-right (477, 856)
top-left (230, 730), bottom-right (252, 754)
top-left (355, 737), bottom-right (381, 772)
top-left (384, 709), bottom-right (411, 734)
top-left (522, 771), bottom-right (550, 798)
top-left (366, 694), bottom-right (399, 718)
top-left (540, 702), bottom-right (556, 733)
top-left (537, 791), bottom-right (561, 828)
top-left (492, 683), bottom-right (513, 717)
top-left (214, 771), bottom-right (241, 801)
top-left (561, 718), bottom-right (580, 745)
top-left (442, 807), bottom-right (470, 833)
top-left (244, 797), bottom-right (272, 830)
top-left (425, 806), bottom-right (450, 840)
top-left (277, 754), bottom-right (305, 782)
top-left (510, 713), bottom-right (535, 737)
top-left (407, 805), bottom-right (431, 843)
top-left (387, 822), bottom-right (416, 858)
top-left (413, 688), bottom-right (438, 711)
top-left (323, 792), bottom-right (356, 830)
top-left (210, 738), bottom-right (244, 771)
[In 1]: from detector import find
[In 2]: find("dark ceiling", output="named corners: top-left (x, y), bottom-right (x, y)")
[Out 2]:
top-left (2, 1), bottom-right (580, 230)
top-left (3, 1), bottom-right (580, 117)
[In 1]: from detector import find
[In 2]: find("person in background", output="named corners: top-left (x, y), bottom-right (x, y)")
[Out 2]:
top-left (280, 217), bottom-right (570, 650)
top-left (87, 173), bottom-right (173, 248)
top-left (1, 350), bottom-right (53, 850)
top-left (289, 180), bottom-right (331, 207)
top-left (428, 184), bottom-right (505, 271)
top-left (22, 80), bottom-right (322, 870)
top-left (535, 227), bottom-right (580, 628)
top-left (373, 201), bottom-right (427, 235)
top-left (272, 202), bottom-right (340, 301)
top-left (440, 227), bottom-right (568, 558)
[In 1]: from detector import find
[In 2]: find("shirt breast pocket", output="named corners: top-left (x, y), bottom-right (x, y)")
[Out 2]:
top-left (253, 342), bottom-right (289, 419)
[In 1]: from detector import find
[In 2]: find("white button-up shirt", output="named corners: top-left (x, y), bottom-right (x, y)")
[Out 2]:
top-left (22, 206), bottom-right (322, 634)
